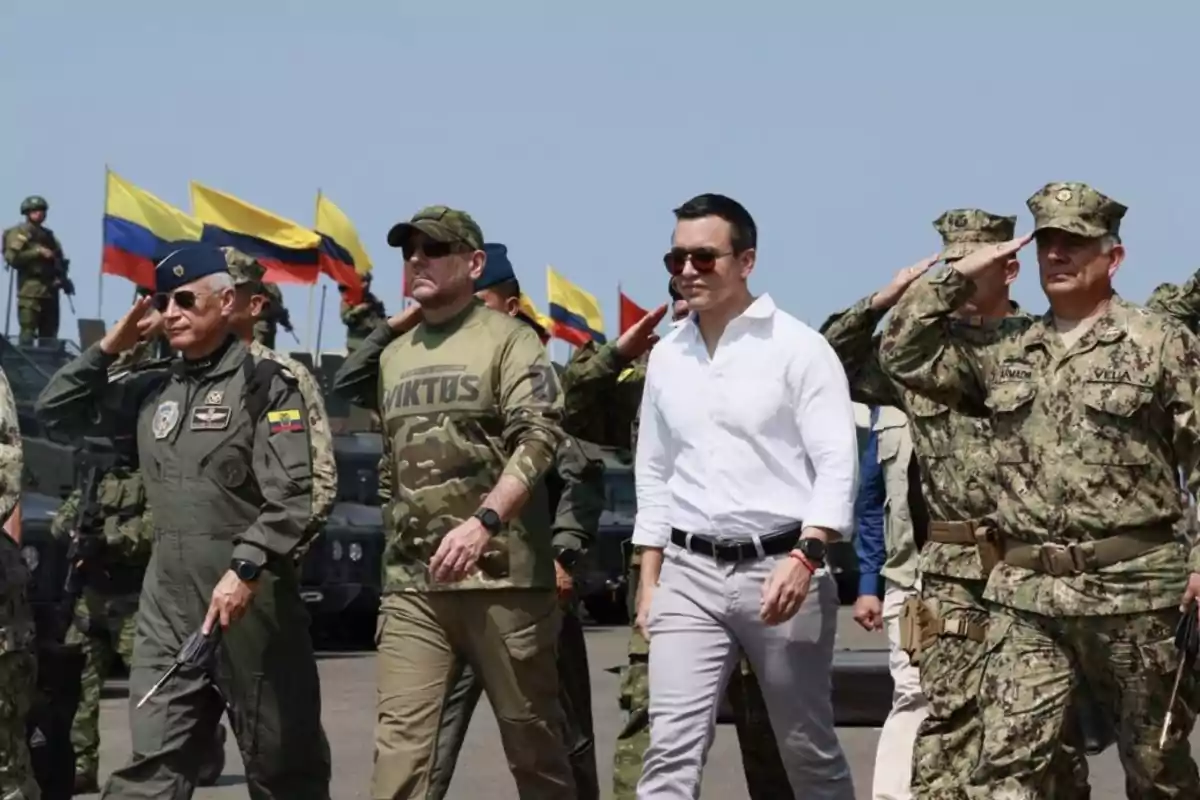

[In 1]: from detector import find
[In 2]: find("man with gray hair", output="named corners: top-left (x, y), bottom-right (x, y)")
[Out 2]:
top-left (36, 246), bottom-right (331, 798)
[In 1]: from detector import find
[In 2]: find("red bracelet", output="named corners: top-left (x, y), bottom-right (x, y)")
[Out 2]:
top-left (788, 550), bottom-right (815, 573)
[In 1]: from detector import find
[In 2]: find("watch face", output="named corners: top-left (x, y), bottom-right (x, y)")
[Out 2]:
top-left (800, 538), bottom-right (826, 562)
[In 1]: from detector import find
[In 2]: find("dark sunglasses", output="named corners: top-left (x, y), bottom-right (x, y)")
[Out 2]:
top-left (402, 240), bottom-right (462, 262)
top-left (663, 248), bottom-right (732, 276)
top-left (152, 290), bottom-right (210, 312)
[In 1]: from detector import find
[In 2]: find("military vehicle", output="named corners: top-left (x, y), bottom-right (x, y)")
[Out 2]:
top-left (573, 446), bottom-right (634, 623)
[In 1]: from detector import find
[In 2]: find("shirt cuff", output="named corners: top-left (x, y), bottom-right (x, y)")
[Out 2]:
top-left (802, 509), bottom-right (853, 540)
top-left (631, 524), bottom-right (670, 548)
top-left (232, 542), bottom-right (269, 567)
top-left (84, 341), bottom-right (120, 369)
top-left (858, 571), bottom-right (884, 599)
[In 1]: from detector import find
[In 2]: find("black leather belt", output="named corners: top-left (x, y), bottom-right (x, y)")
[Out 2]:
top-left (669, 527), bottom-right (802, 563)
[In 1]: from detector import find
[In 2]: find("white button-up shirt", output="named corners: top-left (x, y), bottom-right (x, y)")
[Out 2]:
top-left (632, 293), bottom-right (859, 547)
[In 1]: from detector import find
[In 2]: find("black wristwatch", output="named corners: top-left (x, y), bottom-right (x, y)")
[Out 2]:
top-left (473, 508), bottom-right (503, 536)
top-left (795, 537), bottom-right (827, 567)
top-left (554, 546), bottom-right (581, 570)
top-left (231, 558), bottom-right (263, 582)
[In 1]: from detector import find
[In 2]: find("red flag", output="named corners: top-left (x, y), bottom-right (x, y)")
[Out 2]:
top-left (619, 291), bottom-right (649, 334)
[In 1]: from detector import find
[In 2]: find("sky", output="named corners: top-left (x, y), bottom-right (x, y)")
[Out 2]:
top-left (2, 2), bottom-right (1197, 361)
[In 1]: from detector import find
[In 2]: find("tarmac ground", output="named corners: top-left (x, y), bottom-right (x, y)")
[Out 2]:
top-left (78, 608), bottom-right (1191, 799)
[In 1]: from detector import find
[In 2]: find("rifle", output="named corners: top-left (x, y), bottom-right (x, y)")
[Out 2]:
top-left (55, 437), bottom-right (118, 644)
top-left (53, 256), bottom-right (75, 316)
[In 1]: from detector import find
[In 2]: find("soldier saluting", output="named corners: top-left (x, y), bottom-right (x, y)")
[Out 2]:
top-left (35, 245), bottom-right (331, 798)
top-left (2, 195), bottom-right (74, 344)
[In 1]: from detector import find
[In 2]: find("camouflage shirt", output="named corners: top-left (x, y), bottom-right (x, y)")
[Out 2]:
top-left (879, 267), bottom-right (1200, 616)
top-left (561, 341), bottom-right (645, 453)
top-left (332, 300), bottom-right (565, 593)
top-left (1145, 269), bottom-right (1200, 334)
top-left (0, 366), bottom-right (29, 654)
top-left (2, 220), bottom-right (67, 300)
top-left (820, 294), bottom-right (1030, 581)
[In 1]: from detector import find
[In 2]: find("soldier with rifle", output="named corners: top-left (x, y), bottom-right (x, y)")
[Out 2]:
top-left (2, 196), bottom-right (75, 345)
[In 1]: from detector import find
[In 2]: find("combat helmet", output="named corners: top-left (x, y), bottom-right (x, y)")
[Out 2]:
top-left (20, 195), bottom-right (48, 215)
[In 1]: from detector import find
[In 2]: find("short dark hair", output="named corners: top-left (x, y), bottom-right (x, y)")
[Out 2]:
top-left (486, 277), bottom-right (521, 301)
top-left (672, 193), bottom-right (757, 254)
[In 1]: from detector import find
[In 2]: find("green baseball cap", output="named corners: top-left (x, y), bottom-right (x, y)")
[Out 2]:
top-left (386, 205), bottom-right (484, 251)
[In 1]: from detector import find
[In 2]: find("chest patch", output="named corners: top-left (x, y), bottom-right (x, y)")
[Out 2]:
top-left (267, 409), bottom-right (304, 434)
top-left (152, 401), bottom-right (180, 440)
top-left (205, 390), bottom-right (225, 405)
top-left (190, 405), bottom-right (231, 431)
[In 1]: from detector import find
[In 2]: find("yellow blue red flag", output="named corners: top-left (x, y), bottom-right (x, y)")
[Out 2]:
top-left (190, 181), bottom-right (320, 284)
top-left (314, 191), bottom-right (368, 304)
top-left (547, 267), bottom-right (606, 346)
top-left (102, 169), bottom-right (202, 289)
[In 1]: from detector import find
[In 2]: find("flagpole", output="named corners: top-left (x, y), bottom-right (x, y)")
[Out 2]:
top-left (314, 284), bottom-right (328, 357)
top-left (309, 189), bottom-right (321, 357)
top-left (97, 164), bottom-right (108, 320)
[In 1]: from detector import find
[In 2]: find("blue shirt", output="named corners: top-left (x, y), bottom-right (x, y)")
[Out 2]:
top-left (854, 407), bottom-right (886, 599)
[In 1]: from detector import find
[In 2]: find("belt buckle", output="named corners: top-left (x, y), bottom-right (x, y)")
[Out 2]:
top-left (1035, 543), bottom-right (1086, 577)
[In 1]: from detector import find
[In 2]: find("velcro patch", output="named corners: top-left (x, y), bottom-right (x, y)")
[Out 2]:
top-left (267, 409), bottom-right (304, 433)
top-left (190, 406), bottom-right (231, 431)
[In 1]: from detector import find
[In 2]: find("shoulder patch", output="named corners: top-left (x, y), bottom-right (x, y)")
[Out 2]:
top-left (267, 408), bottom-right (304, 433)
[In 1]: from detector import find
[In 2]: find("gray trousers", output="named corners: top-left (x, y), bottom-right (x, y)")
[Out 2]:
top-left (637, 543), bottom-right (855, 800)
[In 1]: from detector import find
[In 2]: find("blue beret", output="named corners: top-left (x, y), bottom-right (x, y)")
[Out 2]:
top-left (475, 243), bottom-right (517, 292)
top-left (155, 246), bottom-right (230, 294)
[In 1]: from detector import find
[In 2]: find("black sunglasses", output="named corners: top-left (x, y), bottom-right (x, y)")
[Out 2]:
top-left (152, 290), bottom-right (209, 312)
top-left (402, 240), bottom-right (463, 262)
top-left (663, 248), bottom-right (732, 276)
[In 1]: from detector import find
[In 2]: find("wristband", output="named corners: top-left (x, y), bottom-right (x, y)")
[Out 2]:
top-left (788, 550), bottom-right (815, 574)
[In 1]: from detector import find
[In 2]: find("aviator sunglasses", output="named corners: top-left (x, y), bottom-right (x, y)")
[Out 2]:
top-left (152, 290), bottom-right (214, 312)
top-left (662, 247), bottom-right (733, 276)
top-left (402, 240), bottom-right (465, 262)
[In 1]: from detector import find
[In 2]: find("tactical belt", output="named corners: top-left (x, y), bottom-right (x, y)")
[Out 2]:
top-left (927, 520), bottom-right (981, 545)
top-left (670, 526), bottom-right (801, 564)
top-left (928, 616), bottom-right (987, 644)
top-left (1003, 528), bottom-right (1176, 577)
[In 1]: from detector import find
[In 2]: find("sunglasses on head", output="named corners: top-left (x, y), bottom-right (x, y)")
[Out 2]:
top-left (152, 290), bottom-right (209, 312)
top-left (663, 248), bottom-right (733, 276)
top-left (402, 240), bottom-right (463, 262)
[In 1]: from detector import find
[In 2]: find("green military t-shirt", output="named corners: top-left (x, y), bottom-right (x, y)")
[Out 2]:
top-left (373, 299), bottom-right (565, 593)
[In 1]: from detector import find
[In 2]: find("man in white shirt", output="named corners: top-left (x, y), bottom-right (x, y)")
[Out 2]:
top-left (633, 193), bottom-right (858, 800)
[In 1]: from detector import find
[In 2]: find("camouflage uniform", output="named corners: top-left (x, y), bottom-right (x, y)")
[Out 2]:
top-left (340, 276), bottom-right (386, 353)
top-left (0, 367), bottom-right (36, 799)
top-left (2, 196), bottom-right (72, 345)
top-left (223, 247), bottom-right (338, 558)
top-left (561, 339), bottom-right (789, 800)
top-left (879, 182), bottom-right (1200, 798)
top-left (333, 206), bottom-right (575, 799)
top-left (820, 209), bottom-right (1095, 798)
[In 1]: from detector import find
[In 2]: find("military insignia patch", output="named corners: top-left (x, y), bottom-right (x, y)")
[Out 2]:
top-left (266, 409), bottom-right (304, 433)
top-left (152, 400), bottom-right (180, 440)
top-left (205, 390), bottom-right (224, 405)
top-left (1056, 188), bottom-right (1073, 203)
top-left (172, 265), bottom-right (185, 277)
top-left (190, 405), bottom-right (231, 430)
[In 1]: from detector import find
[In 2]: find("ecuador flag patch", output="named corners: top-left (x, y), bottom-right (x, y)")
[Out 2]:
top-left (267, 409), bottom-right (304, 433)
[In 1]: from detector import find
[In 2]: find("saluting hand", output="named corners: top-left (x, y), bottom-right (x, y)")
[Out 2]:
top-left (387, 304), bottom-right (423, 335)
top-left (869, 255), bottom-right (940, 311)
top-left (615, 304), bottom-right (668, 361)
top-left (949, 233), bottom-right (1034, 280)
top-left (100, 296), bottom-right (156, 355)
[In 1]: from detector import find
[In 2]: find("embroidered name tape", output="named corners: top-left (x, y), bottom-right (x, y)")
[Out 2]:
top-left (267, 409), bottom-right (304, 433)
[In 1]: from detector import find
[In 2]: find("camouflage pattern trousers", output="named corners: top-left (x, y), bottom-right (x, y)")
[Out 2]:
top-left (913, 575), bottom-right (1093, 800)
top-left (64, 590), bottom-right (139, 781)
top-left (0, 650), bottom-right (39, 800)
top-left (16, 296), bottom-right (58, 345)
top-left (613, 563), bottom-right (789, 800)
top-left (968, 604), bottom-right (1200, 800)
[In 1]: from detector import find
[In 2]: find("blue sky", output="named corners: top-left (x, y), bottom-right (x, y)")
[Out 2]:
top-left (2, 2), bottom-right (1194, 360)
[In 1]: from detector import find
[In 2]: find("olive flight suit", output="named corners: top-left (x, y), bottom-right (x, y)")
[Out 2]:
top-left (35, 336), bottom-right (331, 800)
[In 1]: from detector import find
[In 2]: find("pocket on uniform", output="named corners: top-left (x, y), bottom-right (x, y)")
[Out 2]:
top-left (500, 599), bottom-right (561, 662)
top-left (1139, 635), bottom-right (1183, 675)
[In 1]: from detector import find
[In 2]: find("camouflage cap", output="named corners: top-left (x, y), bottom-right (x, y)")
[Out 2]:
top-left (1026, 182), bottom-right (1127, 239)
top-left (220, 247), bottom-right (266, 289)
top-left (386, 205), bottom-right (484, 251)
top-left (932, 209), bottom-right (1017, 261)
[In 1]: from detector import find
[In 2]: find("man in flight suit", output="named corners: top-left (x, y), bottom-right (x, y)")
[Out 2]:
top-left (35, 246), bottom-right (331, 799)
